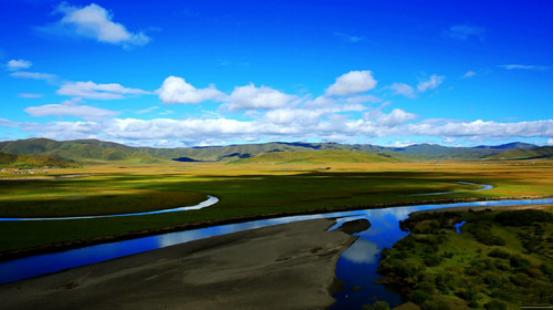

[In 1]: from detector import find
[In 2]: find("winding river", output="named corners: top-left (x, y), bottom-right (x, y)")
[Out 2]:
top-left (0, 195), bottom-right (219, 222)
top-left (0, 183), bottom-right (551, 307)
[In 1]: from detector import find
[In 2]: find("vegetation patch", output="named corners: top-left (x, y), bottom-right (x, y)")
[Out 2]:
top-left (377, 207), bottom-right (553, 309)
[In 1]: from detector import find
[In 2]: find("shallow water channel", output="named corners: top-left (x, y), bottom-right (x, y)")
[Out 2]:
top-left (0, 196), bottom-right (551, 308)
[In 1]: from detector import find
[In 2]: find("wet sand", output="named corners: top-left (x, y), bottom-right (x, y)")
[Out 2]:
top-left (0, 219), bottom-right (353, 310)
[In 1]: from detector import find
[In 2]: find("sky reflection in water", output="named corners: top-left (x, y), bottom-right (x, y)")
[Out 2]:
top-left (0, 197), bottom-right (551, 308)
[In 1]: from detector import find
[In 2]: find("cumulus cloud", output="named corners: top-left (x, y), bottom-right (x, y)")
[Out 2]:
top-left (390, 83), bottom-right (415, 98)
top-left (265, 108), bottom-right (322, 125)
top-left (158, 76), bottom-right (223, 104)
top-left (375, 109), bottom-right (417, 126)
top-left (225, 83), bottom-right (299, 110)
top-left (499, 64), bottom-right (549, 71)
top-left (50, 3), bottom-right (150, 46)
top-left (326, 70), bottom-right (377, 96)
top-left (445, 24), bottom-right (485, 40)
top-left (58, 81), bottom-right (150, 100)
top-left (6, 66), bottom-right (551, 146)
top-left (21, 120), bottom-right (102, 140)
top-left (6, 59), bottom-right (32, 71)
top-left (10, 115), bottom-right (552, 146)
top-left (407, 119), bottom-right (552, 137)
top-left (417, 74), bottom-right (444, 92)
top-left (25, 99), bottom-right (117, 119)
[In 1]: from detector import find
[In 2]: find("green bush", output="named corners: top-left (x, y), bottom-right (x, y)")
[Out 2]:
top-left (495, 210), bottom-right (551, 226)
top-left (422, 299), bottom-right (451, 310)
top-left (410, 289), bottom-right (432, 304)
top-left (509, 255), bottom-right (530, 270)
top-left (488, 248), bottom-right (511, 259)
top-left (484, 300), bottom-right (507, 310)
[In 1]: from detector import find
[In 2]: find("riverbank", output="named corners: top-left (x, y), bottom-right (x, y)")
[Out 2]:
top-left (0, 219), bottom-right (354, 310)
top-left (1, 195), bottom-right (551, 261)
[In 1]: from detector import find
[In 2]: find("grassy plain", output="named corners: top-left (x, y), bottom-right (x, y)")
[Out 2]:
top-left (378, 205), bottom-right (553, 309)
top-left (0, 160), bottom-right (551, 257)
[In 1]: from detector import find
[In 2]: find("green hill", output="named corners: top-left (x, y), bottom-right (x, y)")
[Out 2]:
top-left (0, 152), bottom-right (76, 168)
top-left (0, 138), bottom-right (162, 164)
top-left (484, 146), bottom-right (553, 160)
top-left (0, 138), bottom-right (550, 164)
top-left (234, 149), bottom-right (399, 164)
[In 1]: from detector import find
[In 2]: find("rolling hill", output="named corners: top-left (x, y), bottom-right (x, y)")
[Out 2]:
top-left (0, 152), bottom-right (76, 168)
top-left (0, 138), bottom-right (550, 165)
top-left (234, 149), bottom-right (399, 164)
top-left (483, 146), bottom-right (553, 160)
top-left (0, 138), bottom-right (161, 164)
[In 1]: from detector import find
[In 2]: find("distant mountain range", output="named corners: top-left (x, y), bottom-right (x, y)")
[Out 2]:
top-left (0, 138), bottom-right (551, 167)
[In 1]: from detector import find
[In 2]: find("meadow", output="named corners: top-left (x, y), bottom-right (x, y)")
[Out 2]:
top-left (0, 160), bottom-right (551, 257)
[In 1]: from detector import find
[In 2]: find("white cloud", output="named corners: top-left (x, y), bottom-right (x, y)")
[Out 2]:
top-left (326, 70), bottom-right (377, 96)
top-left (445, 24), bottom-right (485, 40)
top-left (390, 74), bottom-right (443, 97)
top-left (463, 70), bottom-right (476, 78)
top-left (225, 83), bottom-right (299, 110)
top-left (407, 119), bottom-right (552, 137)
top-left (6, 59), bottom-right (32, 71)
top-left (417, 74), bottom-right (444, 92)
top-left (158, 76), bottom-right (223, 104)
top-left (265, 108), bottom-right (322, 125)
top-left (375, 109), bottom-right (417, 126)
top-left (53, 3), bottom-right (150, 46)
top-left (58, 81), bottom-right (150, 100)
top-left (11, 115), bottom-right (552, 147)
top-left (106, 118), bottom-right (271, 140)
top-left (10, 71), bottom-right (57, 81)
top-left (18, 93), bottom-right (43, 99)
top-left (390, 83), bottom-right (415, 98)
top-left (499, 64), bottom-right (549, 71)
top-left (25, 99), bottom-right (117, 119)
top-left (21, 120), bottom-right (102, 140)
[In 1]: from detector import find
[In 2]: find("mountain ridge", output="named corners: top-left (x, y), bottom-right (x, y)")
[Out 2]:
top-left (0, 138), bottom-right (551, 164)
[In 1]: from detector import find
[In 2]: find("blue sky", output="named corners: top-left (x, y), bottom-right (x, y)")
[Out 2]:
top-left (0, 0), bottom-right (552, 147)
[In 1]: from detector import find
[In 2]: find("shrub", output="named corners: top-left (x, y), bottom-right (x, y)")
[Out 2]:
top-left (422, 299), bottom-right (451, 310)
top-left (484, 300), bottom-right (507, 310)
top-left (435, 273), bottom-right (453, 293)
top-left (509, 255), bottom-right (530, 270)
top-left (488, 248), bottom-right (511, 259)
top-left (495, 210), bottom-right (551, 226)
top-left (423, 253), bottom-right (442, 267)
top-left (410, 289), bottom-right (432, 304)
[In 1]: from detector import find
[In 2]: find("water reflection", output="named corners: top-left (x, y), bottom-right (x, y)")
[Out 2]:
top-left (0, 197), bottom-right (551, 293)
top-left (342, 239), bottom-right (379, 264)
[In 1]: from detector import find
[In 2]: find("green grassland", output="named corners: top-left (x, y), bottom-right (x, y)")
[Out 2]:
top-left (234, 149), bottom-right (400, 164)
top-left (0, 160), bottom-right (551, 257)
top-left (378, 206), bottom-right (553, 309)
